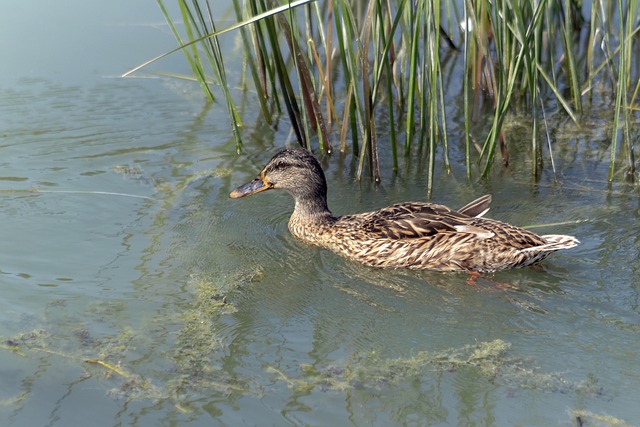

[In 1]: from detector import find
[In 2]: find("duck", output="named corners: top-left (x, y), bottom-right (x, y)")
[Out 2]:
top-left (229, 148), bottom-right (579, 272)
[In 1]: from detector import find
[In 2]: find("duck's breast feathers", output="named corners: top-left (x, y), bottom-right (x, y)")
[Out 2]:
top-left (355, 202), bottom-right (474, 240)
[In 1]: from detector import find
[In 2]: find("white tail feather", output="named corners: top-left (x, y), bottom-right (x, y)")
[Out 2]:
top-left (520, 234), bottom-right (580, 253)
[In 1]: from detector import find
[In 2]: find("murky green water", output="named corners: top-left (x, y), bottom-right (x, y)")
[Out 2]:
top-left (1, 2), bottom-right (639, 426)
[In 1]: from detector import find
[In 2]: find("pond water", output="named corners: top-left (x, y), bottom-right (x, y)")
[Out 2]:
top-left (1, 2), bottom-right (639, 426)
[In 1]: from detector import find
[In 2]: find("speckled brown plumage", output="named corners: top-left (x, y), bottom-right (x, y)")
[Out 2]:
top-left (230, 148), bottom-right (579, 272)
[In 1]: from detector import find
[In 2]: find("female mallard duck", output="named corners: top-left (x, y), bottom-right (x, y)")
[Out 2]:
top-left (230, 148), bottom-right (579, 272)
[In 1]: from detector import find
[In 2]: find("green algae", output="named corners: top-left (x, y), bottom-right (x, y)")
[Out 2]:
top-left (269, 339), bottom-right (602, 397)
top-left (0, 269), bottom-right (605, 415)
top-left (0, 269), bottom-right (255, 409)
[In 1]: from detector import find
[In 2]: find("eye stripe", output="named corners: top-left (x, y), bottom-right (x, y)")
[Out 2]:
top-left (266, 162), bottom-right (304, 174)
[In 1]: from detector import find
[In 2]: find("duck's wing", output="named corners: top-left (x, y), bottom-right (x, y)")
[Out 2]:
top-left (359, 202), bottom-right (493, 240)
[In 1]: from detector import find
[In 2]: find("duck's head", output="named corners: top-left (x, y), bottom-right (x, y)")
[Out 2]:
top-left (229, 148), bottom-right (328, 203)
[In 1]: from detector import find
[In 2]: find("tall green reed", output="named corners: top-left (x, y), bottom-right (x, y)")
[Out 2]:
top-left (157, 0), bottom-right (244, 152)
top-left (125, 0), bottom-right (639, 190)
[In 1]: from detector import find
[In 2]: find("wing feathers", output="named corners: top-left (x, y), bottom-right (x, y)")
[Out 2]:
top-left (361, 201), bottom-right (485, 240)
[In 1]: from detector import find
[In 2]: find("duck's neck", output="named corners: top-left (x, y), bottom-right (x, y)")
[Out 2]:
top-left (288, 194), bottom-right (336, 243)
top-left (292, 194), bottom-right (334, 221)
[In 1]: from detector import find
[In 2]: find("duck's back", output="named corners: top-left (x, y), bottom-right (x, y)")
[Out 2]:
top-left (319, 202), bottom-right (564, 272)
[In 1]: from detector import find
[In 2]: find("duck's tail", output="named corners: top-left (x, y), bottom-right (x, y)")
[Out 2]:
top-left (521, 234), bottom-right (580, 253)
top-left (458, 194), bottom-right (492, 218)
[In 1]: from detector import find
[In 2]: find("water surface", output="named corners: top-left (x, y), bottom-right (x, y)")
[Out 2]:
top-left (1, 2), bottom-right (639, 426)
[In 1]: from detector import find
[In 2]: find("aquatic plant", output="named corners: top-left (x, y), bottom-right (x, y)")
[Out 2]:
top-left (266, 339), bottom-right (603, 396)
top-left (125, 0), bottom-right (640, 190)
top-left (1, 324), bottom-right (604, 411)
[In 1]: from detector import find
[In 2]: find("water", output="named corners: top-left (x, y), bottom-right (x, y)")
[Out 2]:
top-left (1, 2), bottom-right (639, 426)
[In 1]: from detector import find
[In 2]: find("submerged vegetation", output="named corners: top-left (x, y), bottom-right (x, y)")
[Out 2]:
top-left (268, 338), bottom-right (603, 395)
top-left (0, 316), bottom-right (604, 409)
top-left (125, 1), bottom-right (640, 191)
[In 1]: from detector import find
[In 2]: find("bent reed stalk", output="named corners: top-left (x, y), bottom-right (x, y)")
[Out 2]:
top-left (126, 0), bottom-right (640, 191)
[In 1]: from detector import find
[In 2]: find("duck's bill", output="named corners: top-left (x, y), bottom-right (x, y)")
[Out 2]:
top-left (229, 177), bottom-right (272, 198)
